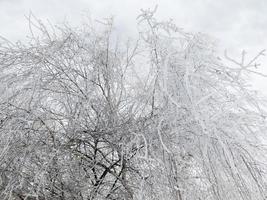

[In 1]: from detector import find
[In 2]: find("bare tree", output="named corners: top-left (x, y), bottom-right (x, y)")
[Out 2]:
top-left (135, 7), bottom-right (267, 200)
top-left (0, 8), bottom-right (267, 200)
top-left (0, 15), bottom-right (142, 200)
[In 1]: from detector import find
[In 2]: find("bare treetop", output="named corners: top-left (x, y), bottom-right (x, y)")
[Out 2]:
top-left (0, 9), bottom-right (267, 200)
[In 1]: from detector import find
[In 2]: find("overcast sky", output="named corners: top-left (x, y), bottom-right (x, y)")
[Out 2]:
top-left (1, 0), bottom-right (267, 93)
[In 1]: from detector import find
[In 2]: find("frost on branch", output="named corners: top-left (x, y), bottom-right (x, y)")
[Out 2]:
top-left (0, 9), bottom-right (267, 200)
top-left (135, 7), bottom-right (267, 200)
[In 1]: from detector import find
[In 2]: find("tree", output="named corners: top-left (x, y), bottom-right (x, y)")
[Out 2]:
top-left (0, 8), bottom-right (267, 200)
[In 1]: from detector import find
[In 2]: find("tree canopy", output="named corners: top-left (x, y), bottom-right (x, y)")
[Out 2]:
top-left (0, 8), bottom-right (267, 200)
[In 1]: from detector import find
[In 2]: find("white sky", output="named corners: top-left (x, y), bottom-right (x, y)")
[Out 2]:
top-left (1, 0), bottom-right (267, 93)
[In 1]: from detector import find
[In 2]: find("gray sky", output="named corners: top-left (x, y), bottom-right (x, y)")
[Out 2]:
top-left (1, 0), bottom-right (267, 93)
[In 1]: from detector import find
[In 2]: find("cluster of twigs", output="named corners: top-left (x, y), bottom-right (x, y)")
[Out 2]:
top-left (0, 8), bottom-right (267, 200)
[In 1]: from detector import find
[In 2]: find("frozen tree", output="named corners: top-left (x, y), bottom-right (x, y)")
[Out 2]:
top-left (0, 15), bottom-right (142, 200)
top-left (0, 8), bottom-right (267, 200)
top-left (134, 7), bottom-right (267, 200)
